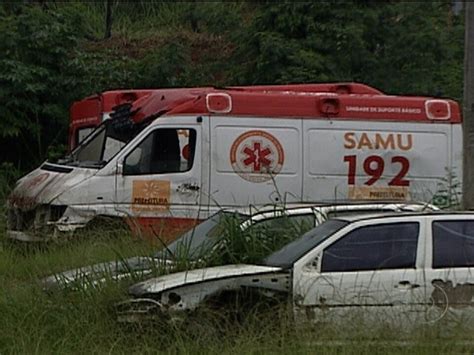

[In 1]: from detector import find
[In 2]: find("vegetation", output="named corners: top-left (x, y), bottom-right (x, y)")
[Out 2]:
top-left (0, 213), bottom-right (474, 353)
top-left (0, 1), bottom-right (469, 353)
top-left (0, 1), bottom-right (464, 172)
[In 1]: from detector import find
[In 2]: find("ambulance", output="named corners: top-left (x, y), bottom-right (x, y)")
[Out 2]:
top-left (68, 83), bottom-right (383, 150)
top-left (69, 89), bottom-right (154, 151)
top-left (6, 83), bottom-right (462, 242)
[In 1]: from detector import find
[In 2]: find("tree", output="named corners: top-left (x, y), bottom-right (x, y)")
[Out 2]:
top-left (0, 4), bottom-right (87, 169)
top-left (104, 0), bottom-right (113, 39)
top-left (229, 1), bottom-right (463, 100)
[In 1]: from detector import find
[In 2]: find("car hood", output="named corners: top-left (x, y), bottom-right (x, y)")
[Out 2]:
top-left (42, 256), bottom-right (171, 291)
top-left (8, 164), bottom-right (96, 211)
top-left (129, 264), bottom-right (283, 296)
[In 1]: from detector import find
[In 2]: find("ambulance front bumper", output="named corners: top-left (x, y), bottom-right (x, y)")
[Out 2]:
top-left (6, 204), bottom-right (82, 242)
top-left (6, 230), bottom-right (48, 242)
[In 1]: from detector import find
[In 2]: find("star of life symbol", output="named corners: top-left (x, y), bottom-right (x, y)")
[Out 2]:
top-left (243, 142), bottom-right (272, 172)
top-left (230, 130), bottom-right (285, 183)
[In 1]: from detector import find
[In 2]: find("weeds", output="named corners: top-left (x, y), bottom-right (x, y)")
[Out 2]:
top-left (2, 202), bottom-right (474, 352)
top-left (1, 229), bottom-right (474, 353)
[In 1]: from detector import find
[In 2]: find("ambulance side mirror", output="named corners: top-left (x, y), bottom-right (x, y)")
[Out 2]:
top-left (116, 162), bottom-right (123, 175)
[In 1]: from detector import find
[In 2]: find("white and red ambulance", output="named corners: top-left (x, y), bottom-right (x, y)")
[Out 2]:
top-left (69, 89), bottom-right (154, 151)
top-left (7, 83), bottom-right (462, 241)
top-left (68, 83), bottom-right (383, 150)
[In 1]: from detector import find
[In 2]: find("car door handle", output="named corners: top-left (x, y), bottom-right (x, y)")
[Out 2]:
top-left (396, 280), bottom-right (420, 289)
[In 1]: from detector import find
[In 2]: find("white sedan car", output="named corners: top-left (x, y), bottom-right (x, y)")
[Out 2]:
top-left (118, 211), bottom-right (474, 325)
top-left (43, 202), bottom-right (436, 291)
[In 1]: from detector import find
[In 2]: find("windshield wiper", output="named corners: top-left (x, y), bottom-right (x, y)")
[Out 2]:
top-left (56, 155), bottom-right (74, 165)
top-left (79, 160), bottom-right (107, 168)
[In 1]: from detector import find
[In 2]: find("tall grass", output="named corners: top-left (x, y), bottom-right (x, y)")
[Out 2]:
top-left (1, 198), bottom-right (473, 352)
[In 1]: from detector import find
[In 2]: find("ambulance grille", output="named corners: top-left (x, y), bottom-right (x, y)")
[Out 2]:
top-left (7, 205), bottom-right (66, 231)
top-left (7, 208), bottom-right (35, 231)
top-left (49, 205), bottom-right (67, 222)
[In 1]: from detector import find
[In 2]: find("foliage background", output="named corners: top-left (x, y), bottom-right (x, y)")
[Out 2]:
top-left (0, 2), bottom-right (468, 352)
top-left (0, 0), bottom-right (464, 174)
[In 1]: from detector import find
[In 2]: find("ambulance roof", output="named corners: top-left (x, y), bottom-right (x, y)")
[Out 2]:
top-left (163, 90), bottom-right (461, 124)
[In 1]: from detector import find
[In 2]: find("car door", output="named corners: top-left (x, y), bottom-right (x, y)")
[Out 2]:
top-left (293, 217), bottom-right (427, 324)
top-left (423, 216), bottom-right (474, 323)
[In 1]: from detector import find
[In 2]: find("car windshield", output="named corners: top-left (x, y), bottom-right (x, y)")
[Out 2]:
top-left (57, 119), bottom-right (141, 168)
top-left (154, 209), bottom-right (325, 266)
top-left (263, 219), bottom-right (349, 269)
top-left (153, 211), bottom-right (245, 261)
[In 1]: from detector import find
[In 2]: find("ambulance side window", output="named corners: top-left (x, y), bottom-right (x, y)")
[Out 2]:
top-left (123, 128), bottom-right (196, 175)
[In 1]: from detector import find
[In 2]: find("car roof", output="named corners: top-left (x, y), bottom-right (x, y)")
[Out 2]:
top-left (220, 201), bottom-right (437, 216)
top-left (220, 203), bottom-right (317, 216)
top-left (334, 211), bottom-right (474, 223)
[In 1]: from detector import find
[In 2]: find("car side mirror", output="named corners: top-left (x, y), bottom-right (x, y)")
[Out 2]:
top-left (304, 252), bottom-right (322, 272)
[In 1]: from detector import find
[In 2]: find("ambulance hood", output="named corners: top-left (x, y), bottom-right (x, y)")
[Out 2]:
top-left (7, 163), bottom-right (96, 211)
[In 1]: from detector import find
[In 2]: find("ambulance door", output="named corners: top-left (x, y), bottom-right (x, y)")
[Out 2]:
top-left (209, 116), bottom-right (303, 208)
top-left (302, 119), bottom-right (453, 203)
top-left (114, 121), bottom-right (205, 240)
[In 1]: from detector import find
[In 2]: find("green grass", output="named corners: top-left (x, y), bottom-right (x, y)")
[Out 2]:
top-left (1, 203), bottom-right (474, 353)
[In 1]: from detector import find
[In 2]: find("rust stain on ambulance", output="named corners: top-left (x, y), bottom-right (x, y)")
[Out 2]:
top-left (9, 172), bottom-right (56, 210)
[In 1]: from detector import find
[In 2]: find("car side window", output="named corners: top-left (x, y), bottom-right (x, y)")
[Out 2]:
top-left (432, 220), bottom-right (474, 268)
top-left (321, 222), bottom-right (419, 272)
top-left (124, 128), bottom-right (196, 175)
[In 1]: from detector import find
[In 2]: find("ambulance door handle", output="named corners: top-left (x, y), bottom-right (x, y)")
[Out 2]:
top-left (116, 163), bottom-right (123, 175)
top-left (177, 183), bottom-right (200, 193)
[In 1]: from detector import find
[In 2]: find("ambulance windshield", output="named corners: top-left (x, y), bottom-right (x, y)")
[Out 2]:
top-left (57, 120), bottom-right (141, 168)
